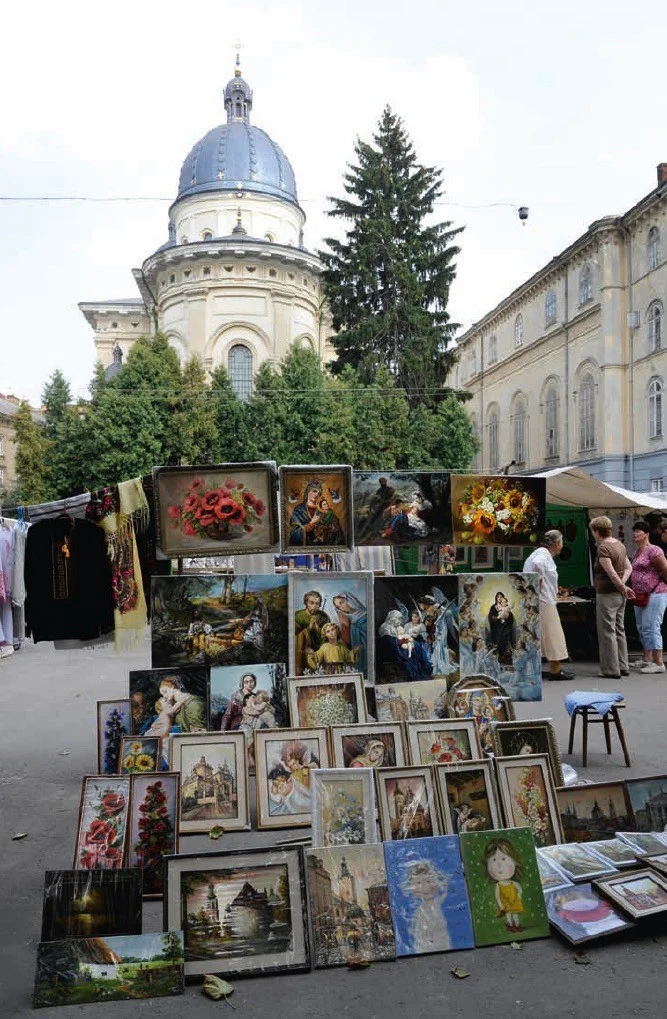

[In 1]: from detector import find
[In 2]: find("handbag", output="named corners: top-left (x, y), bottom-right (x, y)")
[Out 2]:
top-left (632, 591), bottom-right (651, 608)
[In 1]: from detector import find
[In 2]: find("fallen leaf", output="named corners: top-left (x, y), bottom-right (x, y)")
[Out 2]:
top-left (202, 974), bottom-right (235, 1004)
top-left (208, 826), bottom-right (225, 840)
top-left (12, 833), bottom-right (28, 841)
top-left (347, 959), bottom-right (371, 970)
top-left (574, 952), bottom-right (591, 966)
top-left (451, 966), bottom-right (471, 979)
top-left (510, 941), bottom-right (522, 951)
top-left (58, 750), bottom-right (71, 756)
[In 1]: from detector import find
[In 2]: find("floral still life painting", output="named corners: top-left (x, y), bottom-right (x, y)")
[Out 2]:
top-left (450, 475), bottom-right (545, 547)
top-left (74, 777), bottom-right (131, 872)
top-left (126, 774), bottom-right (179, 897)
top-left (288, 673), bottom-right (366, 728)
top-left (496, 755), bottom-right (563, 848)
top-left (311, 768), bottom-right (378, 848)
top-left (97, 700), bottom-right (131, 775)
top-left (118, 737), bottom-right (161, 775)
top-left (384, 836), bottom-right (474, 956)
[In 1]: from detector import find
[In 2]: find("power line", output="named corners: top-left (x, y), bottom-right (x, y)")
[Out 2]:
top-left (0, 194), bottom-right (520, 211)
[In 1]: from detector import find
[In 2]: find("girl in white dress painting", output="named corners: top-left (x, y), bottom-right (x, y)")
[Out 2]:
top-left (401, 859), bottom-right (452, 953)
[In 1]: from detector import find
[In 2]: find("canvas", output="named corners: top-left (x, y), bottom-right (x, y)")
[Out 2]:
top-left (152, 462), bottom-right (279, 558)
top-left (279, 465), bottom-right (354, 553)
top-left (118, 736), bottom-right (161, 775)
top-left (74, 777), bottom-right (131, 871)
top-left (375, 679), bottom-right (449, 723)
top-left (374, 577), bottom-right (459, 683)
top-left (210, 663), bottom-right (288, 771)
top-left (129, 666), bottom-right (209, 738)
top-left (646, 852), bottom-right (667, 879)
top-left (306, 844), bottom-right (395, 967)
top-left (151, 574), bottom-right (288, 669)
top-left (41, 870), bottom-right (143, 942)
top-left (330, 723), bottom-right (407, 770)
top-left (289, 572), bottom-right (373, 685)
top-left (537, 844), bottom-right (616, 883)
top-left (458, 573), bottom-right (542, 701)
top-left (165, 848), bottom-right (309, 978)
top-left (352, 471), bottom-right (452, 547)
top-left (450, 475), bottom-right (546, 547)
top-left (287, 673), bottom-right (367, 728)
top-left (495, 755), bottom-right (563, 848)
top-left (556, 782), bottom-right (634, 842)
top-left (375, 767), bottom-right (442, 841)
top-left (435, 760), bottom-right (502, 834)
top-left (594, 868), bottom-right (667, 920)
top-left (490, 718), bottom-right (563, 786)
top-left (33, 932), bottom-right (184, 1008)
top-left (546, 883), bottom-right (634, 945)
top-left (615, 831), bottom-right (667, 856)
top-left (581, 839), bottom-right (639, 869)
top-left (406, 719), bottom-right (481, 766)
top-left (535, 852), bottom-right (573, 894)
top-left (126, 774), bottom-right (179, 897)
top-left (97, 700), bottom-right (131, 775)
top-left (254, 728), bottom-right (331, 830)
top-left (311, 768), bottom-right (378, 848)
top-left (460, 827), bottom-right (549, 946)
top-left (384, 836), bottom-right (474, 956)
top-left (447, 686), bottom-right (515, 753)
top-left (625, 775), bottom-right (667, 832)
top-left (169, 733), bottom-right (249, 834)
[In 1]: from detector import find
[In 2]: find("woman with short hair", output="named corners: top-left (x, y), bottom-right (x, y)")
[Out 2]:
top-left (589, 515), bottom-right (633, 679)
top-left (523, 529), bottom-right (573, 680)
top-left (630, 520), bottom-right (667, 673)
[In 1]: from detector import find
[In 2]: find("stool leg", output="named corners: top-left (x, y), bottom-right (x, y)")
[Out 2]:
top-left (602, 714), bottom-right (612, 754)
top-left (582, 708), bottom-right (588, 768)
top-left (568, 712), bottom-right (577, 754)
top-left (611, 707), bottom-right (631, 767)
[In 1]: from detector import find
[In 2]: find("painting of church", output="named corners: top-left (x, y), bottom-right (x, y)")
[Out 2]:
top-left (181, 754), bottom-right (236, 822)
top-left (559, 783), bottom-right (632, 842)
top-left (626, 777), bottom-right (667, 832)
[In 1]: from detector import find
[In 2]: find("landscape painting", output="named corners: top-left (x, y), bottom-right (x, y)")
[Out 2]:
top-left (374, 577), bottom-right (459, 683)
top-left (625, 775), bottom-right (667, 832)
top-left (73, 777), bottom-right (131, 871)
top-left (126, 774), bottom-right (179, 897)
top-left (169, 733), bottom-right (249, 834)
top-left (279, 465), bottom-right (354, 553)
top-left (151, 575), bottom-right (288, 669)
top-left (41, 870), bottom-right (143, 942)
top-left (306, 844), bottom-right (396, 967)
top-left (129, 667), bottom-right (209, 737)
top-left (450, 475), bottom-right (545, 547)
top-left (289, 572), bottom-right (373, 685)
top-left (353, 472), bottom-right (452, 546)
top-left (97, 700), bottom-right (131, 774)
top-left (537, 843), bottom-right (615, 883)
top-left (33, 932), bottom-right (184, 1008)
top-left (375, 680), bottom-right (449, 723)
top-left (556, 782), bottom-right (634, 842)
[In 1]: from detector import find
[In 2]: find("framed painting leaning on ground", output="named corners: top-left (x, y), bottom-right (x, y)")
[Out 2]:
top-left (406, 719), bottom-right (481, 766)
top-left (310, 768), bottom-right (378, 849)
top-left (97, 700), bottom-right (131, 774)
top-left (279, 465), bottom-right (354, 554)
top-left (495, 754), bottom-right (563, 848)
top-left (537, 843), bottom-right (616, 883)
top-left (624, 774), bottom-right (667, 832)
top-left (73, 776), bottom-right (131, 871)
top-left (168, 732), bottom-right (249, 835)
top-left (555, 781), bottom-right (635, 843)
top-left (375, 766), bottom-right (442, 841)
top-left (41, 869), bottom-right (143, 942)
top-left (545, 883), bottom-right (634, 945)
top-left (254, 727), bottom-right (331, 830)
top-left (125, 773), bottom-right (179, 898)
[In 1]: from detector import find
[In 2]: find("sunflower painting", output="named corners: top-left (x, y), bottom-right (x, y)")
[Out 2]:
top-left (451, 476), bottom-right (546, 547)
top-left (118, 736), bottom-right (162, 775)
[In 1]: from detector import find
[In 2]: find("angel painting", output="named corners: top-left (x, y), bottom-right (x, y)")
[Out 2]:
top-left (375, 582), bottom-right (459, 682)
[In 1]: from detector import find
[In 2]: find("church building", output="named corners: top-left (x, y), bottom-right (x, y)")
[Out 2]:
top-left (79, 58), bottom-right (335, 399)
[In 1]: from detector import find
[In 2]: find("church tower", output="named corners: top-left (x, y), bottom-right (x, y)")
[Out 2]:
top-left (337, 856), bottom-right (357, 905)
top-left (205, 882), bottom-right (220, 925)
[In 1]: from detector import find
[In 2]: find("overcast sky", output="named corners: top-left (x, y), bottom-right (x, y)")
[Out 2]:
top-left (2, 0), bottom-right (666, 404)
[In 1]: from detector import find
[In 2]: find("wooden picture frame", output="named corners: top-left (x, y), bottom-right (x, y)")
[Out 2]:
top-left (446, 685), bottom-right (515, 753)
top-left (615, 831), bottom-right (667, 857)
top-left (279, 464), bottom-right (354, 554)
top-left (490, 718), bottom-right (564, 786)
top-left (624, 774), bottom-right (667, 832)
top-left (152, 461), bottom-right (279, 558)
top-left (375, 679), bottom-right (450, 723)
top-left (117, 736), bottom-right (162, 775)
top-left (164, 846), bottom-right (310, 979)
top-left (352, 470), bottom-right (453, 547)
top-left (406, 719), bottom-right (482, 766)
top-left (435, 759), bottom-right (502, 834)
top-left (555, 781), bottom-right (635, 843)
top-left (495, 754), bottom-right (564, 847)
top-left (645, 852), bottom-right (667, 879)
top-left (73, 776), bottom-right (131, 871)
top-left (287, 673), bottom-right (367, 728)
top-left (125, 773), bottom-right (180, 898)
top-left (168, 732), bottom-right (250, 835)
top-left (537, 843), bottom-right (615, 883)
top-left (329, 722), bottom-right (407, 769)
top-left (254, 726), bottom-right (331, 830)
top-left (97, 699), bottom-right (131, 774)
top-left (593, 868), bottom-right (667, 920)
top-left (450, 475), bottom-right (545, 547)
top-left (536, 852), bottom-right (574, 894)
top-left (311, 768), bottom-right (378, 848)
top-left (375, 766), bottom-right (442, 841)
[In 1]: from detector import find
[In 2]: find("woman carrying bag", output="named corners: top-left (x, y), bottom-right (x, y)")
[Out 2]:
top-left (630, 521), bottom-right (667, 673)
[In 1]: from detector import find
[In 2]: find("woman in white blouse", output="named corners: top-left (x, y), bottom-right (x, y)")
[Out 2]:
top-left (523, 529), bottom-right (574, 681)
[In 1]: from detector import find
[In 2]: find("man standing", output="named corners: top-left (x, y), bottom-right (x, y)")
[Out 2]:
top-left (294, 590), bottom-right (330, 673)
top-left (589, 515), bottom-right (633, 679)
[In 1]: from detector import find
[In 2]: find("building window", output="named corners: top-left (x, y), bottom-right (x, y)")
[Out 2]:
top-left (648, 227), bottom-right (661, 271)
top-left (545, 385), bottom-right (559, 457)
top-left (202, 231), bottom-right (213, 241)
top-left (488, 409), bottom-right (500, 470)
top-left (265, 233), bottom-right (275, 242)
top-left (545, 290), bottom-right (557, 326)
top-left (470, 350), bottom-right (478, 378)
top-left (651, 479), bottom-right (665, 493)
top-left (0, 468), bottom-right (4, 486)
top-left (513, 397), bottom-right (527, 464)
top-left (648, 302), bottom-right (662, 353)
top-left (579, 264), bottom-right (593, 304)
top-left (514, 314), bottom-right (523, 348)
top-left (228, 344), bottom-right (253, 402)
top-left (579, 373), bottom-right (596, 450)
top-left (649, 377), bottom-right (663, 439)
top-left (0, 437), bottom-right (4, 455)
top-left (487, 335), bottom-right (497, 365)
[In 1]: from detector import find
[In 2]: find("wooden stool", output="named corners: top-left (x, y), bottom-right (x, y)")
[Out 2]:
top-left (567, 701), bottom-right (631, 768)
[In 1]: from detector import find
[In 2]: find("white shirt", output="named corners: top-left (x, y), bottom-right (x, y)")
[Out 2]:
top-left (523, 546), bottom-right (558, 605)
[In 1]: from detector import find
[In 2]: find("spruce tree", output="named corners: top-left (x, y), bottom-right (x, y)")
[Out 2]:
top-left (210, 366), bottom-right (251, 463)
top-left (42, 369), bottom-right (72, 442)
top-left (112, 334), bottom-right (182, 462)
top-left (320, 106), bottom-right (462, 407)
top-left (13, 401), bottom-right (49, 503)
top-left (172, 357), bottom-right (217, 464)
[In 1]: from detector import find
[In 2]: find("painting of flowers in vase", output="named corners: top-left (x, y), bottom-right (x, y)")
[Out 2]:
top-left (451, 476), bottom-right (545, 547)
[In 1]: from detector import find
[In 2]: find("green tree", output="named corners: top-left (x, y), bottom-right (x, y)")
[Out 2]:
top-left (172, 357), bottom-right (217, 464)
top-left (112, 334), bottom-right (182, 461)
top-left (210, 366), bottom-right (251, 463)
top-left (83, 388), bottom-right (163, 489)
top-left (244, 362), bottom-right (294, 462)
top-left (277, 346), bottom-right (329, 461)
top-left (320, 106), bottom-right (462, 406)
top-left (432, 393), bottom-right (479, 469)
top-left (13, 401), bottom-right (49, 503)
top-left (350, 365), bottom-right (410, 469)
top-left (160, 931), bottom-right (183, 962)
top-left (42, 369), bottom-right (71, 442)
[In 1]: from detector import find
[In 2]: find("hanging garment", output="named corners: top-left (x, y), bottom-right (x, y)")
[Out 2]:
top-left (24, 517), bottom-right (114, 643)
top-left (0, 526), bottom-right (14, 647)
top-left (26, 492), bottom-right (90, 523)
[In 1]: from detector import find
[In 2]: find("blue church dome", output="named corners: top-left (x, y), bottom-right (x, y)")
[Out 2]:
top-left (176, 62), bottom-right (298, 206)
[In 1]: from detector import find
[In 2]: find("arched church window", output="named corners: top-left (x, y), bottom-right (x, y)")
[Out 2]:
top-left (202, 231), bottom-right (213, 241)
top-left (228, 344), bottom-right (253, 402)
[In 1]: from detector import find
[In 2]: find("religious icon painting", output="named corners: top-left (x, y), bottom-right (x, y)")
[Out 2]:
top-left (450, 475), bottom-right (546, 547)
top-left (375, 766), bottom-right (442, 841)
top-left (210, 662), bottom-right (288, 773)
top-left (152, 461), bottom-right (280, 558)
top-left (490, 718), bottom-right (563, 785)
top-left (254, 727), bottom-right (331, 830)
top-left (446, 686), bottom-right (515, 753)
top-left (374, 576), bottom-right (459, 684)
top-left (555, 781), bottom-right (635, 843)
top-left (545, 882), bottom-right (634, 945)
top-left (460, 827), bottom-right (549, 947)
top-left (125, 773), bottom-right (179, 898)
top-left (117, 736), bottom-right (161, 775)
top-left (311, 768), bottom-right (378, 849)
top-left (41, 869), bottom-right (143, 942)
top-left (97, 700), bottom-right (131, 774)
top-left (288, 572), bottom-right (373, 686)
top-left (168, 732), bottom-right (249, 835)
top-left (150, 574), bottom-right (288, 669)
top-left (384, 835), bottom-right (474, 956)
top-left (330, 722), bottom-right (407, 770)
top-left (279, 465), bottom-right (354, 554)
top-left (73, 776), bottom-right (131, 871)
top-left (129, 666), bottom-right (209, 738)
top-left (406, 719), bottom-right (482, 767)
top-left (306, 844), bottom-right (396, 967)
top-left (375, 679), bottom-right (450, 723)
top-left (435, 759), bottom-right (502, 835)
top-left (287, 673), bottom-right (367, 728)
top-left (352, 471), bottom-right (453, 547)
top-left (495, 754), bottom-right (563, 848)
top-left (165, 847), bottom-right (310, 979)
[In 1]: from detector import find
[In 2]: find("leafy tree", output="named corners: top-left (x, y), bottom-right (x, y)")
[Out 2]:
top-left (349, 365), bottom-right (410, 469)
top-left (278, 346), bottom-right (329, 460)
top-left (210, 366), bottom-right (251, 463)
top-left (315, 368), bottom-right (358, 464)
top-left (42, 369), bottom-right (71, 442)
top-left (172, 357), bottom-right (217, 464)
top-left (432, 393), bottom-right (479, 469)
top-left (160, 931), bottom-right (183, 962)
top-left (83, 388), bottom-right (163, 489)
top-left (13, 401), bottom-right (49, 503)
top-left (112, 334), bottom-right (182, 462)
top-left (320, 106), bottom-right (462, 406)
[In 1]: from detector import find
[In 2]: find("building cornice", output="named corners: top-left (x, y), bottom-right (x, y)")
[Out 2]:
top-left (142, 238), bottom-right (322, 279)
top-left (78, 300), bottom-right (148, 328)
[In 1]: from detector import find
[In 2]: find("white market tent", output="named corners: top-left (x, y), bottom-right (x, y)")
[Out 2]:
top-left (536, 465), bottom-right (667, 511)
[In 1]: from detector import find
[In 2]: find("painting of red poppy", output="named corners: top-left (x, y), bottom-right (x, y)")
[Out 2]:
top-left (73, 777), bottom-right (131, 872)
top-left (153, 462), bottom-right (279, 558)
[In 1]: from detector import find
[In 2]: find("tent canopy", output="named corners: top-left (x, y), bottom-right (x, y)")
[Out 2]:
top-left (536, 465), bottom-right (667, 511)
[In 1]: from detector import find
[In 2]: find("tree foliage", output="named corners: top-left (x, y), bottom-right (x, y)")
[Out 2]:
top-left (13, 401), bottom-right (50, 503)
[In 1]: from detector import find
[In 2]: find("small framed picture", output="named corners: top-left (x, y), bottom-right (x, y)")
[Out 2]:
top-left (97, 700), bottom-right (131, 774)
top-left (311, 768), bottom-right (378, 848)
top-left (254, 727), bottom-right (331, 830)
top-left (435, 759), bottom-right (502, 834)
top-left (117, 736), bottom-right (162, 775)
top-left (375, 679), bottom-right (450, 722)
top-left (41, 869), bottom-right (143, 942)
top-left (615, 831), bottom-right (667, 857)
top-left (581, 839), bottom-right (639, 870)
top-left (164, 847), bottom-right (310, 979)
top-left (495, 754), bottom-right (563, 847)
top-left (279, 465), bottom-right (354, 554)
top-left (375, 766), bottom-right (442, 841)
top-left (73, 776), bottom-right (131, 871)
top-left (490, 718), bottom-right (564, 786)
top-left (125, 773), bottom-right (179, 897)
top-left (593, 868), bottom-right (667, 920)
top-left (646, 852), bottom-right (667, 878)
top-left (152, 461), bottom-right (280, 558)
top-left (555, 781), bottom-right (635, 843)
top-left (406, 719), bottom-right (482, 766)
top-left (546, 882), bottom-right (634, 945)
top-left (537, 844), bottom-right (616, 883)
top-left (536, 852), bottom-right (573, 894)
top-left (330, 722), bottom-right (407, 769)
top-left (168, 732), bottom-right (249, 835)
top-left (624, 774), bottom-right (667, 832)
top-left (287, 673), bottom-right (367, 728)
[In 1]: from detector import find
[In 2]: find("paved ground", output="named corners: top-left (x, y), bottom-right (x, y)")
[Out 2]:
top-left (2, 639), bottom-right (667, 1018)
